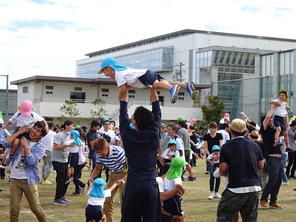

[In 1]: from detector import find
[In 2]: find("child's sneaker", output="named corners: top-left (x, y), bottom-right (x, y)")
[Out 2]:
top-left (16, 159), bottom-right (27, 169)
top-left (214, 193), bottom-right (221, 199)
top-left (185, 82), bottom-right (198, 100)
top-left (269, 202), bottom-right (282, 209)
top-left (282, 181), bottom-right (289, 186)
top-left (169, 85), bottom-right (180, 104)
top-left (41, 180), bottom-right (52, 185)
top-left (65, 177), bottom-right (73, 184)
top-left (208, 192), bottom-right (214, 200)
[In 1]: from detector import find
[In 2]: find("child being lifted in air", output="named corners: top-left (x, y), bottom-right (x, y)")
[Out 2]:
top-left (98, 57), bottom-right (198, 104)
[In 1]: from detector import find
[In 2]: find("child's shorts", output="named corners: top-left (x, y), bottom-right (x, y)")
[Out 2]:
top-left (85, 204), bottom-right (103, 222)
top-left (163, 195), bottom-right (183, 216)
top-left (273, 115), bottom-right (287, 131)
top-left (68, 152), bottom-right (79, 167)
top-left (138, 70), bottom-right (164, 87)
top-left (13, 127), bottom-right (30, 140)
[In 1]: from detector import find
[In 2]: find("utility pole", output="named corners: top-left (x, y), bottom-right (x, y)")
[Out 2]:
top-left (0, 74), bottom-right (9, 121)
top-left (174, 62), bottom-right (185, 82)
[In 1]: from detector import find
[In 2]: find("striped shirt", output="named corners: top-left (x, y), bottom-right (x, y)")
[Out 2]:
top-left (96, 145), bottom-right (126, 173)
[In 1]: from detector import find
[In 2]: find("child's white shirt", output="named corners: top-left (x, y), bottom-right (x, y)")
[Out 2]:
top-left (9, 111), bottom-right (44, 128)
top-left (207, 153), bottom-right (220, 164)
top-left (87, 188), bottom-right (112, 206)
top-left (272, 99), bottom-right (288, 117)
top-left (115, 68), bottom-right (148, 88)
top-left (162, 148), bottom-right (180, 159)
top-left (164, 176), bottom-right (182, 192)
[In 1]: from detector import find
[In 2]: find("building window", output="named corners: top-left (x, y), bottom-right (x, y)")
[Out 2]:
top-left (101, 88), bottom-right (109, 97)
top-left (70, 92), bottom-right (86, 103)
top-left (74, 87), bottom-right (82, 91)
top-left (45, 85), bottom-right (54, 95)
top-left (23, 86), bottom-right (28, 93)
top-left (128, 90), bottom-right (136, 98)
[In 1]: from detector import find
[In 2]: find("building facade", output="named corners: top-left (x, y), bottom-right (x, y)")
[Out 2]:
top-left (11, 76), bottom-right (209, 127)
top-left (0, 89), bottom-right (17, 122)
top-left (76, 29), bottom-right (296, 120)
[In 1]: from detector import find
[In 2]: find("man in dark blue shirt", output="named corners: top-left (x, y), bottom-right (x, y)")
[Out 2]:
top-left (217, 119), bottom-right (264, 222)
top-left (119, 85), bottom-right (161, 222)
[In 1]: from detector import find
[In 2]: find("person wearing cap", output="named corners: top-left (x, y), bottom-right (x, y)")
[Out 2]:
top-left (51, 120), bottom-right (75, 206)
top-left (162, 140), bottom-right (180, 163)
top-left (98, 57), bottom-right (198, 104)
top-left (269, 89), bottom-right (290, 148)
top-left (206, 145), bottom-right (221, 200)
top-left (259, 107), bottom-right (286, 209)
top-left (217, 119), bottom-right (264, 222)
top-left (89, 137), bottom-right (127, 222)
top-left (65, 130), bottom-right (84, 184)
top-left (3, 100), bottom-right (46, 167)
top-left (86, 177), bottom-right (123, 222)
top-left (98, 118), bottom-right (116, 144)
top-left (163, 157), bottom-right (187, 221)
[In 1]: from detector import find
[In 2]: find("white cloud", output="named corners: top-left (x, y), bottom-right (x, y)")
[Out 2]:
top-left (0, 0), bottom-right (296, 88)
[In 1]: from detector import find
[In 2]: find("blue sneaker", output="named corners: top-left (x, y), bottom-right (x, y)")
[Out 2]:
top-left (169, 85), bottom-right (180, 103)
top-left (185, 82), bottom-right (198, 99)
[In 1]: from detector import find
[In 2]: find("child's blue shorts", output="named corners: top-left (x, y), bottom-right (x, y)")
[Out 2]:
top-left (138, 70), bottom-right (164, 87)
top-left (273, 115), bottom-right (287, 131)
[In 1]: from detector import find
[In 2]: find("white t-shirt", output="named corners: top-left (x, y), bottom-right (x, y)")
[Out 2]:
top-left (156, 177), bottom-right (164, 192)
top-left (162, 149), bottom-right (180, 159)
top-left (115, 68), bottom-right (147, 88)
top-left (9, 111), bottom-right (44, 128)
top-left (164, 177), bottom-right (182, 192)
top-left (217, 130), bottom-right (230, 145)
top-left (87, 188), bottom-right (112, 206)
top-left (207, 153), bottom-right (220, 164)
top-left (10, 142), bottom-right (36, 179)
top-left (98, 128), bottom-right (116, 144)
top-left (273, 99), bottom-right (288, 117)
top-left (40, 130), bottom-right (56, 152)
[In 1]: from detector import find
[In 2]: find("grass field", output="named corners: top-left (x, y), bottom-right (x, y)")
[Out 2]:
top-left (0, 159), bottom-right (295, 222)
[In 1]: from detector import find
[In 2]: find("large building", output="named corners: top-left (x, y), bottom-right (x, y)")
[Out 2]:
top-left (76, 29), bottom-right (296, 120)
top-left (0, 89), bottom-right (17, 122)
top-left (11, 76), bottom-right (209, 126)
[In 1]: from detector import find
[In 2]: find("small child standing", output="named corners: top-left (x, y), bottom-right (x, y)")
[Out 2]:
top-left (163, 157), bottom-right (187, 221)
top-left (66, 130), bottom-right (84, 184)
top-left (98, 57), bottom-right (198, 104)
top-left (207, 145), bottom-right (221, 200)
top-left (162, 140), bottom-right (180, 163)
top-left (86, 178), bottom-right (123, 222)
top-left (3, 100), bottom-right (45, 167)
top-left (269, 89), bottom-right (290, 148)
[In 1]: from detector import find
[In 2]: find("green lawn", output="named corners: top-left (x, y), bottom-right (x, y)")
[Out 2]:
top-left (0, 159), bottom-right (295, 222)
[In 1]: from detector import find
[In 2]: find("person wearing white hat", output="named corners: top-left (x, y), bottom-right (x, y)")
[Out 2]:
top-left (217, 119), bottom-right (264, 222)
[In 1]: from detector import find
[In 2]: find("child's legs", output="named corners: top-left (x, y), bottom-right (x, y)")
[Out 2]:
top-left (209, 174), bottom-right (215, 192)
top-left (283, 130), bottom-right (289, 144)
top-left (67, 167), bottom-right (74, 177)
top-left (153, 79), bottom-right (172, 90)
top-left (170, 81), bottom-right (186, 89)
top-left (275, 127), bottom-right (281, 141)
top-left (215, 177), bottom-right (221, 193)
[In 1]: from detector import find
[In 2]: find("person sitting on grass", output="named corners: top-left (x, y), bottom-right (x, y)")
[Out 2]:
top-left (98, 57), bottom-right (198, 104)
top-left (86, 178), bottom-right (123, 222)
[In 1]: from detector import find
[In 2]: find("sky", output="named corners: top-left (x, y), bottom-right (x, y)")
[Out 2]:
top-left (0, 0), bottom-right (296, 88)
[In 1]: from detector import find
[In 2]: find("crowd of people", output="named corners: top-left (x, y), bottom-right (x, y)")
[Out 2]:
top-left (0, 63), bottom-right (296, 222)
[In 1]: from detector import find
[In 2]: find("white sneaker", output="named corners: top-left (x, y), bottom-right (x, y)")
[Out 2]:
top-left (208, 192), bottom-right (214, 200)
top-left (214, 193), bottom-right (221, 199)
top-left (282, 181), bottom-right (289, 186)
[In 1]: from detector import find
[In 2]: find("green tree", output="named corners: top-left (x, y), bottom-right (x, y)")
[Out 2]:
top-left (90, 98), bottom-right (107, 120)
top-left (201, 96), bottom-right (225, 125)
top-left (59, 100), bottom-right (81, 124)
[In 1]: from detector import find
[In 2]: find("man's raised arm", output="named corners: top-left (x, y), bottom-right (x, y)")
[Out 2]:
top-left (150, 88), bottom-right (161, 132)
top-left (119, 84), bottom-right (130, 133)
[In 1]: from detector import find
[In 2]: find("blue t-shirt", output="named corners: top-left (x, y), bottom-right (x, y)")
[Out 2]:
top-left (220, 137), bottom-right (263, 189)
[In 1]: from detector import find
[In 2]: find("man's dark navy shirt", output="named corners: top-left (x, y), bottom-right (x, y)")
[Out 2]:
top-left (120, 100), bottom-right (161, 181)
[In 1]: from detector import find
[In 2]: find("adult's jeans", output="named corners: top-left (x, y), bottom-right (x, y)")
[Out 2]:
top-left (52, 161), bottom-right (69, 200)
top-left (281, 153), bottom-right (288, 183)
top-left (260, 156), bottom-right (282, 204)
top-left (286, 151), bottom-right (296, 178)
